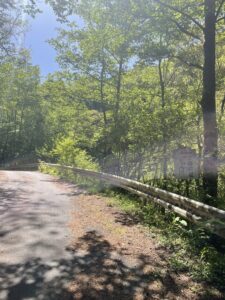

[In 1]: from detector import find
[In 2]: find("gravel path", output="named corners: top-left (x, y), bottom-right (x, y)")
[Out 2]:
top-left (0, 171), bottom-right (211, 299)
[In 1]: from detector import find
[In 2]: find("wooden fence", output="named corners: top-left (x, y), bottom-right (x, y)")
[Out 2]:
top-left (2, 161), bottom-right (225, 238)
top-left (42, 162), bottom-right (225, 239)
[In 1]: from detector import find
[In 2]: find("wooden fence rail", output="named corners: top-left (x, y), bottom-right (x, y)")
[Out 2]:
top-left (2, 162), bottom-right (225, 238)
top-left (43, 163), bottom-right (225, 239)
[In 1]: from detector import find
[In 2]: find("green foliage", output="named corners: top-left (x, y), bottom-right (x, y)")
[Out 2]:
top-left (0, 53), bottom-right (44, 163)
top-left (50, 136), bottom-right (99, 170)
top-left (39, 161), bottom-right (58, 176)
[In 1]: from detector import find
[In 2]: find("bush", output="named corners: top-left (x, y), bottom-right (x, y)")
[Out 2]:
top-left (45, 135), bottom-right (99, 171)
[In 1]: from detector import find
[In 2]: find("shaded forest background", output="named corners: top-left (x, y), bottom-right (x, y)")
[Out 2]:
top-left (0, 0), bottom-right (225, 206)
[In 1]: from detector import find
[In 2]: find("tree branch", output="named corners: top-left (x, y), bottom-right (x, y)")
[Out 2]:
top-left (153, 0), bottom-right (204, 31)
top-left (172, 55), bottom-right (203, 70)
top-left (169, 18), bottom-right (202, 41)
top-left (221, 94), bottom-right (225, 115)
top-left (216, 16), bottom-right (225, 23)
top-left (216, 0), bottom-right (225, 19)
top-left (219, 94), bottom-right (225, 123)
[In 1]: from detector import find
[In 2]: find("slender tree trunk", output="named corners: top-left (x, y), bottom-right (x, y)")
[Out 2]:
top-left (202, 0), bottom-right (218, 202)
top-left (196, 106), bottom-right (203, 197)
top-left (114, 58), bottom-right (123, 174)
top-left (115, 58), bottom-right (123, 123)
top-left (158, 59), bottom-right (167, 182)
top-left (13, 110), bottom-right (17, 157)
top-left (99, 59), bottom-right (109, 164)
top-left (137, 150), bottom-right (143, 180)
top-left (100, 60), bottom-right (107, 126)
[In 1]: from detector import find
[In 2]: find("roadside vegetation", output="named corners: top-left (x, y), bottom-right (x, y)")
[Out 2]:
top-left (104, 189), bottom-right (225, 288)
top-left (1, 1), bottom-right (225, 204)
top-left (1, 0), bottom-right (225, 295)
top-left (40, 163), bottom-right (225, 296)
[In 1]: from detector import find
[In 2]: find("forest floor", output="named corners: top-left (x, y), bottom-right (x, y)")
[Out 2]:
top-left (0, 171), bottom-right (223, 300)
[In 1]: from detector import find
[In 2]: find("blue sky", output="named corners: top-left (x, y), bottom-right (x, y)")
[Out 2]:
top-left (24, 1), bottom-right (59, 78)
top-left (24, 1), bottom-right (82, 78)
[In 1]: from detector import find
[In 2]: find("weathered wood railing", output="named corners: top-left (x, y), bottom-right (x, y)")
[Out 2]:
top-left (2, 161), bottom-right (225, 238)
top-left (42, 162), bottom-right (225, 239)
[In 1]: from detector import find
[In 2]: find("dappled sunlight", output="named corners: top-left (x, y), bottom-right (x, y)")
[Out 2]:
top-left (0, 171), bottom-right (77, 265)
top-left (0, 229), bottom-right (189, 300)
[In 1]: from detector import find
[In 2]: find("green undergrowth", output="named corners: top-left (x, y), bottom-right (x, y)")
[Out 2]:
top-left (40, 164), bottom-right (225, 293)
top-left (102, 188), bottom-right (225, 292)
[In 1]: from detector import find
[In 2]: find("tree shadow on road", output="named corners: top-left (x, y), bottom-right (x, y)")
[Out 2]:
top-left (66, 230), bottom-right (183, 300)
top-left (0, 230), bottom-right (196, 300)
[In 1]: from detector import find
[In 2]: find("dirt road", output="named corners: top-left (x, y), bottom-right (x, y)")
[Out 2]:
top-left (0, 171), bottom-right (208, 299)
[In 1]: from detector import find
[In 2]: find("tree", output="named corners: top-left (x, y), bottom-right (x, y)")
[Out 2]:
top-left (0, 51), bottom-right (44, 163)
top-left (49, 0), bottom-right (140, 174)
top-left (148, 0), bottom-right (225, 202)
top-left (42, 0), bottom-right (225, 202)
top-left (0, 0), bottom-right (40, 59)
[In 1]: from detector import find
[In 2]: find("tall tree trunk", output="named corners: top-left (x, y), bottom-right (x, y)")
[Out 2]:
top-left (202, 0), bottom-right (218, 202)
